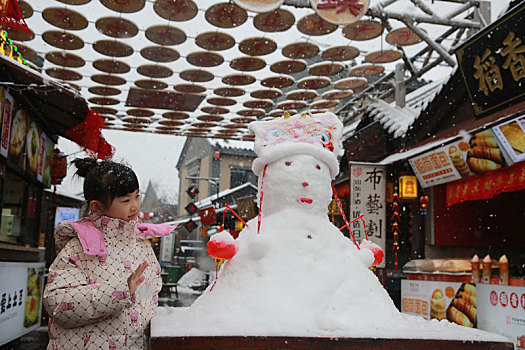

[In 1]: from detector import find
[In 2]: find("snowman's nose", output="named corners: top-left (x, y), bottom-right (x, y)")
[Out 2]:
top-left (302, 182), bottom-right (309, 187)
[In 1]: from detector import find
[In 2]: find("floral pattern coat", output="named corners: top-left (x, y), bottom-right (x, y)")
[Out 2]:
top-left (44, 215), bottom-right (162, 349)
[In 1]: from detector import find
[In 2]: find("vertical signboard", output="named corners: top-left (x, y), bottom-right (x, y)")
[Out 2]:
top-left (160, 232), bottom-right (175, 264)
top-left (477, 284), bottom-right (525, 349)
top-left (0, 262), bottom-right (45, 346)
top-left (1, 90), bottom-right (13, 158)
top-left (350, 163), bottom-right (386, 267)
top-left (54, 207), bottom-right (81, 228)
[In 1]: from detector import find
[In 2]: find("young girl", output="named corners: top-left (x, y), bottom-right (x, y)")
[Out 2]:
top-left (44, 158), bottom-right (173, 349)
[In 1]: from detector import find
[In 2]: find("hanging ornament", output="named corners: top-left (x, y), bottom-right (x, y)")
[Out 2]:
top-left (419, 194), bottom-right (429, 215)
top-left (391, 184), bottom-right (401, 271)
top-left (51, 148), bottom-right (67, 201)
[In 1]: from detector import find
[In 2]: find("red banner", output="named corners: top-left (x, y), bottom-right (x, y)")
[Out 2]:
top-left (0, 0), bottom-right (32, 34)
top-left (446, 161), bottom-right (525, 207)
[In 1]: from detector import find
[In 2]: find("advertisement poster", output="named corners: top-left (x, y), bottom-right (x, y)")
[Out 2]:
top-left (409, 129), bottom-right (508, 188)
top-left (1, 90), bottom-right (13, 158)
top-left (25, 117), bottom-right (42, 178)
top-left (492, 114), bottom-right (525, 165)
top-left (349, 163), bottom-right (386, 267)
top-left (477, 284), bottom-right (525, 349)
top-left (54, 207), bottom-right (81, 228)
top-left (401, 280), bottom-right (477, 327)
top-left (160, 232), bottom-right (175, 264)
top-left (0, 262), bottom-right (45, 346)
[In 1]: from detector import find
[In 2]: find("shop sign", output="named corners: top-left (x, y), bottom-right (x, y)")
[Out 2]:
top-left (409, 128), bottom-right (510, 188)
top-left (456, 3), bottom-right (525, 118)
top-left (349, 163), bottom-right (386, 267)
top-left (399, 175), bottom-right (418, 199)
top-left (491, 114), bottom-right (525, 165)
top-left (477, 284), bottom-right (525, 349)
top-left (54, 207), bottom-right (81, 228)
top-left (0, 31), bottom-right (30, 67)
top-left (0, 262), bottom-right (45, 346)
top-left (199, 206), bottom-right (217, 226)
top-left (0, 89), bottom-right (13, 158)
top-left (160, 232), bottom-right (175, 264)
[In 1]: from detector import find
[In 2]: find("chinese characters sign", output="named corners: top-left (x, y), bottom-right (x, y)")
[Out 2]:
top-left (456, 3), bottom-right (525, 117)
top-left (350, 163), bottom-right (386, 267)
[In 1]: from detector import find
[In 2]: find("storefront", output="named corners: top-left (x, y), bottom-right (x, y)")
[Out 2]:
top-left (0, 30), bottom-right (89, 345)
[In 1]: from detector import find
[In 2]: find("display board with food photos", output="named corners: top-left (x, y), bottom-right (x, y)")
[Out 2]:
top-left (491, 114), bottom-right (525, 165)
top-left (0, 262), bottom-right (45, 346)
top-left (0, 87), bottom-right (55, 186)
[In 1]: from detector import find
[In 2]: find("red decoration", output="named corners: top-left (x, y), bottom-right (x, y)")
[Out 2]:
top-left (419, 194), bottom-right (429, 215)
top-left (206, 240), bottom-right (236, 260)
top-left (213, 151), bottom-right (220, 160)
top-left (200, 206), bottom-right (217, 226)
top-left (391, 185), bottom-right (401, 271)
top-left (185, 202), bottom-right (198, 215)
top-left (186, 185), bottom-right (199, 198)
top-left (65, 109), bottom-right (115, 159)
top-left (51, 149), bottom-right (67, 185)
top-left (0, 0), bottom-right (33, 35)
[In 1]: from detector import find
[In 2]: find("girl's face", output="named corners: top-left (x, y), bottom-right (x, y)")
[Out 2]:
top-left (104, 189), bottom-right (141, 221)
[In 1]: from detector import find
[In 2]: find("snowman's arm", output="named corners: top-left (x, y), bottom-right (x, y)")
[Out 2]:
top-left (357, 240), bottom-right (384, 268)
top-left (207, 231), bottom-right (237, 260)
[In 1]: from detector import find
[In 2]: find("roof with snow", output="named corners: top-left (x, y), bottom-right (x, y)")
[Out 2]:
top-left (208, 139), bottom-right (254, 152)
top-left (194, 182), bottom-right (257, 208)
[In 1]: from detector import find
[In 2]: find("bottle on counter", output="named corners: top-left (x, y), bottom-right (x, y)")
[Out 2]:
top-left (482, 254), bottom-right (492, 284)
top-left (471, 254), bottom-right (480, 283)
top-left (499, 255), bottom-right (509, 285)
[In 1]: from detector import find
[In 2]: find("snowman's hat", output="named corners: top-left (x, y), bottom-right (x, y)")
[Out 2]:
top-left (249, 111), bottom-right (344, 179)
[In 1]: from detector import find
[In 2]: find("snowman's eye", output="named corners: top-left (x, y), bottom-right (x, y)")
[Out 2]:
top-left (285, 161), bottom-right (292, 166)
top-left (307, 130), bottom-right (331, 143)
top-left (316, 164), bottom-right (321, 170)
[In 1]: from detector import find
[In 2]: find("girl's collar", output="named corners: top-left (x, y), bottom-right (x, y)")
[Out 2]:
top-left (85, 214), bottom-right (138, 232)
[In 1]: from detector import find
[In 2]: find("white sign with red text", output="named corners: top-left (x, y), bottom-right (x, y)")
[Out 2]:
top-left (408, 142), bottom-right (463, 188)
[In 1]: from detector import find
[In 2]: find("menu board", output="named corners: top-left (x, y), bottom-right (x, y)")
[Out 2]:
top-left (492, 114), bottom-right (525, 165)
top-left (409, 129), bottom-right (509, 188)
top-left (1, 89), bottom-right (13, 158)
top-left (349, 163), bottom-right (386, 267)
top-left (0, 262), bottom-right (45, 346)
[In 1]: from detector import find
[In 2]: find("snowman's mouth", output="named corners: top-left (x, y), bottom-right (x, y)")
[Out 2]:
top-left (298, 198), bottom-right (313, 204)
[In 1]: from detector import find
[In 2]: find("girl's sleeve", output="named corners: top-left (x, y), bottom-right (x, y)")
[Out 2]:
top-left (43, 234), bottom-right (133, 329)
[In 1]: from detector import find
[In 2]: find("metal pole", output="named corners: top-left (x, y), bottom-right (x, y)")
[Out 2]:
top-left (394, 63), bottom-right (406, 108)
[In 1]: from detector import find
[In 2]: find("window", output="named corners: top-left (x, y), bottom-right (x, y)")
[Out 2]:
top-left (230, 168), bottom-right (255, 188)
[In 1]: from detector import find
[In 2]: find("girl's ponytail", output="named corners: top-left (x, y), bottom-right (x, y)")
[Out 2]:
top-left (71, 158), bottom-right (98, 178)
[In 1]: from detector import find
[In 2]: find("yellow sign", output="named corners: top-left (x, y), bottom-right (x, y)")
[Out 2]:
top-left (399, 175), bottom-right (418, 199)
top-left (0, 30), bottom-right (29, 67)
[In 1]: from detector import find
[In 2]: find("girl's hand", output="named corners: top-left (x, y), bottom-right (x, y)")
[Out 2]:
top-left (128, 261), bottom-right (149, 296)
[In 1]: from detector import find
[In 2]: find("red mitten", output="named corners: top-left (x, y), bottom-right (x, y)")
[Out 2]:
top-left (207, 231), bottom-right (236, 259)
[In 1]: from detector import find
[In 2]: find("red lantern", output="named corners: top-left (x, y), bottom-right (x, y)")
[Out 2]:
top-left (51, 149), bottom-right (67, 185)
top-left (213, 151), bottom-right (220, 160)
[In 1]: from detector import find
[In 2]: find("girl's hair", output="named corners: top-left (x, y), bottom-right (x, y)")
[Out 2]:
top-left (72, 158), bottom-right (139, 208)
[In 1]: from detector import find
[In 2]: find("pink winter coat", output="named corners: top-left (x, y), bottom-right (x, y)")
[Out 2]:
top-left (44, 215), bottom-right (166, 350)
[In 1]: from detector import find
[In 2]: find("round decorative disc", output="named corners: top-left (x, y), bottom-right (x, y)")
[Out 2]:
top-left (365, 50), bottom-right (402, 63)
top-left (127, 109), bottom-right (154, 117)
top-left (45, 51), bottom-right (85, 68)
top-left (243, 99), bottom-right (273, 109)
top-left (233, 0), bottom-right (284, 13)
top-left (311, 100), bottom-right (339, 109)
top-left (201, 106), bottom-right (229, 114)
top-left (230, 56), bottom-right (266, 71)
top-left (102, 114), bottom-right (117, 120)
top-left (174, 84), bottom-right (206, 93)
top-left (222, 74), bottom-right (256, 86)
top-left (242, 134), bottom-right (255, 141)
top-left (154, 0), bottom-right (198, 21)
top-left (333, 77), bottom-right (367, 90)
top-left (207, 97), bottom-right (237, 106)
top-left (192, 121), bottom-right (218, 128)
top-left (297, 76), bottom-right (331, 90)
top-left (214, 87), bottom-right (245, 97)
top-left (297, 13), bottom-right (337, 36)
top-left (261, 76), bottom-right (294, 88)
top-left (223, 123), bottom-right (247, 129)
top-left (92, 74), bottom-right (126, 85)
top-left (270, 59), bottom-right (306, 74)
top-left (350, 64), bottom-right (384, 77)
top-left (268, 109), bottom-right (287, 117)
top-left (198, 115), bottom-right (225, 122)
top-left (310, 0), bottom-right (369, 25)
top-left (163, 111), bottom-right (189, 119)
top-left (277, 100), bottom-right (307, 110)
top-left (135, 80), bottom-right (168, 89)
top-left (343, 20), bottom-right (383, 41)
top-left (282, 42), bottom-right (319, 59)
top-left (88, 86), bottom-right (121, 96)
top-left (93, 59), bottom-right (130, 74)
top-left (95, 17), bottom-right (138, 38)
top-left (137, 64), bottom-right (173, 78)
top-left (186, 51), bottom-right (224, 67)
top-left (239, 37), bottom-right (277, 56)
top-left (215, 128), bottom-right (238, 134)
top-left (205, 3), bottom-right (247, 28)
top-left (254, 9), bottom-right (295, 32)
top-left (286, 89), bottom-right (317, 100)
top-left (15, 44), bottom-right (38, 61)
top-left (180, 69), bottom-right (214, 83)
top-left (19, 1), bottom-right (33, 18)
top-left (386, 27), bottom-right (425, 46)
top-left (46, 67), bottom-right (82, 81)
top-left (88, 97), bottom-right (119, 105)
top-left (250, 89), bottom-right (282, 99)
top-left (55, 0), bottom-right (91, 4)
top-left (155, 130), bottom-right (178, 135)
top-left (93, 40), bottom-right (133, 57)
top-left (140, 46), bottom-right (179, 63)
top-left (321, 89), bottom-right (353, 100)
top-left (195, 32), bottom-right (235, 51)
top-left (100, 0), bottom-right (145, 13)
top-left (309, 62), bottom-right (344, 76)
top-left (145, 25), bottom-right (186, 46)
top-left (91, 106), bottom-right (117, 115)
top-left (159, 119), bottom-right (185, 126)
top-left (42, 31), bottom-right (84, 50)
top-left (122, 117), bottom-right (151, 124)
top-left (232, 116), bottom-right (257, 123)
top-left (43, 7), bottom-right (88, 30)
top-left (322, 46), bottom-right (360, 61)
